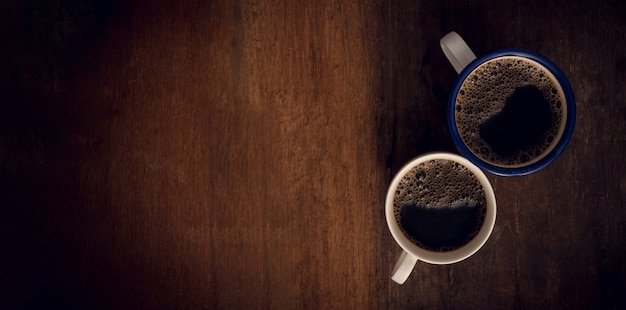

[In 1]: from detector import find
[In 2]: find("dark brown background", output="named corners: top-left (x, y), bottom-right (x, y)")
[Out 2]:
top-left (1, 0), bottom-right (625, 309)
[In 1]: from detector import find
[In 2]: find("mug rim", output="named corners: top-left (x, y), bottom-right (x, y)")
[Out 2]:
top-left (447, 48), bottom-right (576, 176)
top-left (385, 152), bottom-right (497, 264)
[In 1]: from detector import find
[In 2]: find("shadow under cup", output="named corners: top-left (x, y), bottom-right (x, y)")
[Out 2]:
top-left (448, 49), bottom-right (576, 176)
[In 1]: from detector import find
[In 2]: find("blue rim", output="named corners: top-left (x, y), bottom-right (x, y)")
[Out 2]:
top-left (447, 48), bottom-right (576, 176)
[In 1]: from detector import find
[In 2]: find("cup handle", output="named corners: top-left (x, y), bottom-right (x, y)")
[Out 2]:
top-left (391, 251), bottom-right (419, 284)
top-left (440, 31), bottom-right (477, 74)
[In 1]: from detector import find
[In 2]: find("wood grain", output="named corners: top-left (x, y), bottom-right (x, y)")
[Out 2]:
top-left (1, 0), bottom-right (624, 309)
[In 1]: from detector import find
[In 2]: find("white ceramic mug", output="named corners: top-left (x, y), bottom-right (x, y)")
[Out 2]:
top-left (386, 152), bottom-right (497, 284)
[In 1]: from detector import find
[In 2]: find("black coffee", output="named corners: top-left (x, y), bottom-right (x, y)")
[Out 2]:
top-left (393, 159), bottom-right (487, 252)
top-left (454, 56), bottom-right (567, 167)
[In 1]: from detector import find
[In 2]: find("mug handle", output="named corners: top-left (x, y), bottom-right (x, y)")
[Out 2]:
top-left (440, 31), bottom-right (477, 74)
top-left (391, 251), bottom-right (419, 284)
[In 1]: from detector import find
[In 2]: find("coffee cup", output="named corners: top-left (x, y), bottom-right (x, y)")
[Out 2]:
top-left (386, 152), bottom-right (496, 284)
top-left (440, 32), bottom-right (576, 176)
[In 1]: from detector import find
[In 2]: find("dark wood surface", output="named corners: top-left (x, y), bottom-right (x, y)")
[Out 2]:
top-left (1, 0), bottom-right (625, 309)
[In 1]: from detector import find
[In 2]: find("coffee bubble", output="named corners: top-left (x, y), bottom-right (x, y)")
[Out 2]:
top-left (454, 56), bottom-right (567, 167)
top-left (393, 159), bottom-right (487, 252)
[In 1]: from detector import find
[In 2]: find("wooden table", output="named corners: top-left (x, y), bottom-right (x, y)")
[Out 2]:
top-left (1, 0), bottom-right (624, 308)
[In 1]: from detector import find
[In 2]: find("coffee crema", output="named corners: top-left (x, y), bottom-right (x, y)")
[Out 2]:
top-left (393, 159), bottom-right (487, 252)
top-left (454, 56), bottom-right (567, 167)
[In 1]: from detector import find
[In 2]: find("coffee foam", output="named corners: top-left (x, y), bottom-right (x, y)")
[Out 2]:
top-left (392, 159), bottom-right (487, 251)
top-left (454, 56), bottom-right (567, 167)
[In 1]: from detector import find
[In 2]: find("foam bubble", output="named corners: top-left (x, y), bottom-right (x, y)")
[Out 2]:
top-left (454, 56), bottom-right (567, 167)
top-left (393, 159), bottom-right (487, 251)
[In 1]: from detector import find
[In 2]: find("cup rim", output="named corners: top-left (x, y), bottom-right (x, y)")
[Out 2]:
top-left (385, 152), bottom-right (497, 264)
top-left (447, 48), bottom-right (576, 176)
